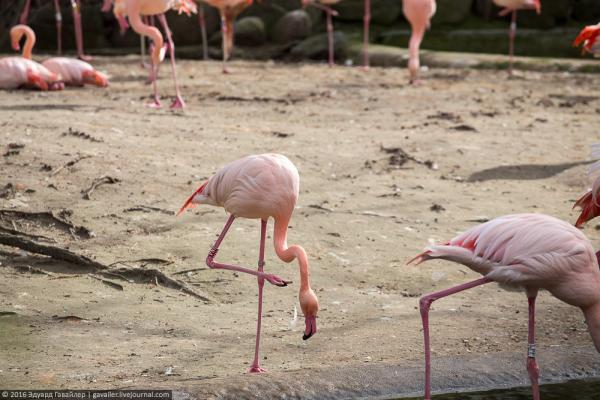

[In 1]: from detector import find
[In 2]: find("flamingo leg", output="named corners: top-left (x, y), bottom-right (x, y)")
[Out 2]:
top-left (71, 0), bottom-right (90, 60)
top-left (157, 13), bottom-right (185, 109)
top-left (249, 219), bottom-right (268, 373)
top-left (362, 0), bottom-right (370, 70)
top-left (419, 277), bottom-right (492, 400)
top-left (408, 25), bottom-right (425, 84)
top-left (19, 0), bottom-right (32, 25)
top-left (220, 13), bottom-right (230, 74)
top-left (508, 10), bottom-right (517, 76)
top-left (53, 0), bottom-right (62, 55)
top-left (527, 295), bottom-right (541, 400)
top-left (199, 4), bottom-right (209, 61)
top-left (206, 215), bottom-right (292, 287)
top-left (326, 8), bottom-right (334, 67)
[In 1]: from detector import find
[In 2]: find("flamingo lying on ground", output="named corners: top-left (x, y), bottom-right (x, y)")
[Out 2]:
top-left (402, 0), bottom-right (436, 84)
top-left (201, 0), bottom-right (253, 74)
top-left (178, 154), bottom-right (320, 373)
top-left (19, 0), bottom-right (91, 60)
top-left (573, 24), bottom-right (600, 56)
top-left (1, 25), bottom-right (62, 90)
top-left (409, 213), bottom-right (600, 400)
top-left (111, 0), bottom-right (196, 108)
top-left (574, 143), bottom-right (600, 227)
top-left (492, 0), bottom-right (541, 75)
top-left (302, 0), bottom-right (340, 67)
top-left (10, 24), bottom-right (107, 87)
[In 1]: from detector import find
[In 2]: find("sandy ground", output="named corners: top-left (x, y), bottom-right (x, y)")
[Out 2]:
top-left (1, 56), bottom-right (600, 394)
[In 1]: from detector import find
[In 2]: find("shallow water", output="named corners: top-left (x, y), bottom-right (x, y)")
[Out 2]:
top-left (403, 379), bottom-right (600, 400)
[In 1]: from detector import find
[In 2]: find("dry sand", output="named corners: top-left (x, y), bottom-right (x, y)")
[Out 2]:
top-left (1, 56), bottom-right (599, 396)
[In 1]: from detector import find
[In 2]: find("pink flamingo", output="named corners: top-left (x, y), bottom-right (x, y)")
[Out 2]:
top-left (302, 0), bottom-right (340, 67)
top-left (201, 0), bottom-right (253, 74)
top-left (409, 213), bottom-right (600, 400)
top-left (573, 24), bottom-right (600, 56)
top-left (113, 0), bottom-right (196, 109)
top-left (402, 0), bottom-right (436, 84)
top-left (574, 143), bottom-right (600, 227)
top-left (178, 154), bottom-right (320, 373)
top-left (492, 0), bottom-right (541, 75)
top-left (19, 0), bottom-right (91, 61)
top-left (1, 25), bottom-right (62, 91)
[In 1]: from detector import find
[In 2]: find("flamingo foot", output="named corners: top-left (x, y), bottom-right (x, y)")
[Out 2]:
top-left (78, 54), bottom-right (92, 62)
top-left (147, 96), bottom-right (162, 109)
top-left (264, 274), bottom-right (292, 287)
top-left (222, 67), bottom-right (231, 74)
top-left (410, 79), bottom-right (424, 86)
top-left (170, 95), bottom-right (186, 109)
top-left (248, 365), bottom-right (267, 373)
top-left (361, 65), bottom-right (370, 72)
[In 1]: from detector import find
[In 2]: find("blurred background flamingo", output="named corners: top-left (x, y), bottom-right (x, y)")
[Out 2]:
top-left (574, 23), bottom-right (600, 56)
top-left (402, 0), bottom-right (436, 84)
top-left (302, 0), bottom-right (340, 67)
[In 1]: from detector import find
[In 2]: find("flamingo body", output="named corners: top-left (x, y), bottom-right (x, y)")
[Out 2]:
top-left (0, 57), bottom-right (60, 90)
top-left (402, 0), bottom-right (436, 84)
top-left (42, 58), bottom-right (108, 87)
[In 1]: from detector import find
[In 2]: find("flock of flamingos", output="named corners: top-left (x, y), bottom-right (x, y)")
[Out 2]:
top-left (3, 1), bottom-right (600, 399)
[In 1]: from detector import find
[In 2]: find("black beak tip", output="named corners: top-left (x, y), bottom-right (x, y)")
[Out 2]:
top-left (302, 331), bottom-right (313, 340)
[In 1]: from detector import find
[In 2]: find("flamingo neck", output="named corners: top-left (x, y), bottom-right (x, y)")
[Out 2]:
top-left (583, 302), bottom-right (600, 352)
top-left (126, 8), bottom-right (163, 64)
top-left (22, 28), bottom-right (35, 60)
top-left (274, 217), bottom-right (311, 291)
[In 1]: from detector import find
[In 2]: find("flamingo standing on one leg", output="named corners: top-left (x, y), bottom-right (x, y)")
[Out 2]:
top-left (19, 0), bottom-right (91, 61)
top-left (573, 24), bottom-right (600, 56)
top-left (177, 154), bottom-right (320, 373)
top-left (200, 0), bottom-right (253, 74)
top-left (492, 0), bottom-right (541, 75)
top-left (1, 25), bottom-right (62, 90)
top-left (409, 213), bottom-right (600, 400)
top-left (402, 0), bottom-right (436, 84)
top-left (302, 0), bottom-right (340, 67)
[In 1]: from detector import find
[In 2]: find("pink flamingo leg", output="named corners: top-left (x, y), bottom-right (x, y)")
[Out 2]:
top-left (71, 0), bottom-right (91, 60)
top-left (527, 295), bottom-right (541, 400)
top-left (420, 277), bottom-right (492, 400)
top-left (149, 58), bottom-right (161, 108)
top-left (220, 14), bottom-right (230, 74)
top-left (206, 215), bottom-right (292, 287)
top-left (157, 13), bottom-right (185, 109)
top-left (249, 219), bottom-right (268, 373)
top-left (326, 8), bottom-right (334, 67)
top-left (508, 10), bottom-right (516, 76)
top-left (19, 0), bottom-right (32, 25)
top-left (408, 25), bottom-right (425, 84)
top-left (362, 0), bottom-right (370, 70)
top-left (198, 4), bottom-right (209, 61)
top-left (54, 0), bottom-right (63, 55)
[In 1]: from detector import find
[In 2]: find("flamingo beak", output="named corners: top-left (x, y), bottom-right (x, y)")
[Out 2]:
top-left (11, 39), bottom-right (20, 52)
top-left (303, 315), bottom-right (317, 340)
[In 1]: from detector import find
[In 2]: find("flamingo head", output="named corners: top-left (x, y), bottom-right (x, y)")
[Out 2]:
top-left (574, 25), bottom-right (600, 55)
top-left (82, 70), bottom-right (109, 87)
top-left (300, 288), bottom-right (319, 340)
top-left (10, 28), bottom-right (23, 52)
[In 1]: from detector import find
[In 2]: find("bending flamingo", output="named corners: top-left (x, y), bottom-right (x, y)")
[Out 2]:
top-left (19, 0), bottom-right (91, 60)
top-left (201, 0), bottom-right (253, 74)
top-left (492, 0), bottom-right (541, 75)
top-left (10, 24), bottom-right (107, 87)
top-left (409, 213), bottom-right (600, 400)
top-left (302, 0), bottom-right (340, 67)
top-left (402, 0), bottom-right (436, 84)
top-left (574, 143), bottom-right (600, 227)
top-left (573, 24), bottom-right (600, 56)
top-left (1, 25), bottom-right (62, 91)
top-left (178, 154), bottom-right (320, 373)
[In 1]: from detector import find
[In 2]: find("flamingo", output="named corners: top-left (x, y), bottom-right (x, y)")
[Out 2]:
top-left (177, 154), bottom-right (320, 373)
top-left (574, 143), bottom-right (600, 227)
top-left (402, 0), bottom-right (436, 84)
top-left (492, 0), bottom-right (541, 75)
top-left (408, 213), bottom-right (600, 400)
top-left (113, 0), bottom-right (197, 109)
top-left (10, 24), bottom-right (107, 87)
top-left (573, 24), bottom-right (600, 56)
top-left (302, 0), bottom-right (340, 67)
top-left (19, 0), bottom-right (91, 61)
top-left (1, 25), bottom-right (62, 91)
top-left (200, 0), bottom-right (253, 74)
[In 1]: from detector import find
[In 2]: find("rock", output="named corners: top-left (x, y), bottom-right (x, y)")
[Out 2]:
top-left (332, 0), bottom-right (401, 25)
top-left (431, 0), bottom-right (474, 25)
top-left (272, 10), bottom-right (312, 44)
top-left (234, 16), bottom-right (267, 46)
top-left (240, 3), bottom-right (286, 35)
top-left (290, 31), bottom-right (348, 61)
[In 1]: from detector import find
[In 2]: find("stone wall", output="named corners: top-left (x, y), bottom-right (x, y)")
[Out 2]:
top-left (0, 0), bottom-right (598, 59)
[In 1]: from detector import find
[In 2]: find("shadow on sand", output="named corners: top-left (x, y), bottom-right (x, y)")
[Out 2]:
top-left (467, 160), bottom-right (593, 182)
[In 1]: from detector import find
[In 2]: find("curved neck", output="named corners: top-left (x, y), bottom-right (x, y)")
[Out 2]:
top-left (13, 26), bottom-right (35, 59)
top-left (274, 217), bottom-right (311, 291)
top-left (583, 302), bottom-right (600, 352)
top-left (126, 6), bottom-right (163, 64)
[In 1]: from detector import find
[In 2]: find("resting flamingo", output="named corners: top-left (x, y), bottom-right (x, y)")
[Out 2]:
top-left (402, 0), bottom-right (436, 84)
top-left (574, 143), bottom-right (600, 227)
top-left (1, 25), bottom-right (62, 91)
top-left (178, 154), bottom-right (320, 373)
top-left (200, 0), bottom-right (253, 74)
top-left (573, 24), bottom-right (600, 56)
top-left (302, 0), bottom-right (340, 67)
top-left (409, 213), bottom-right (600, 400)
top-left (492, 0), bottom-right (541, 75)
top-left (19, 0), bottom-right (91, 60)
